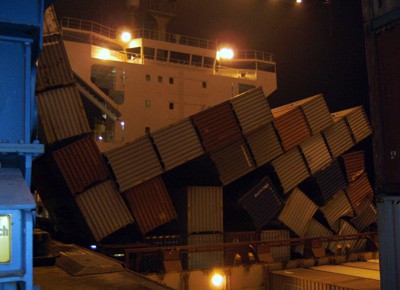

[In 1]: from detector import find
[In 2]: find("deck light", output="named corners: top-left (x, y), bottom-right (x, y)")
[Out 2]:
top-left (210, 272), bottom-right (225, 288)
top-left (216, 48), bottom-right (234, 61)
top-left (121, 31), bottom-right (132, 43)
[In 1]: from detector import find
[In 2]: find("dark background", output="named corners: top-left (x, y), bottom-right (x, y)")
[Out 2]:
top-left (54, 0), bottom-right (369, 112)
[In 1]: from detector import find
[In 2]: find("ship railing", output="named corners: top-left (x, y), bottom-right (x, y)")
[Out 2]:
top-left (99, 232), bottom-right (378, 273)
top-left (214, 67), bottom-right (258, 80)
top-left (61, 17), bottom-right (117, 39)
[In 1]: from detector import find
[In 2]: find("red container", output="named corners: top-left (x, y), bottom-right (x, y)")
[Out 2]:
top-left (341, 151), bottom-right (366, 183)
top-left (123, 176), bottom-right (177, 235)
top-left (192, 101), bottom-right (242, 152)
top-left (345, 173), bottom-right (374, 215)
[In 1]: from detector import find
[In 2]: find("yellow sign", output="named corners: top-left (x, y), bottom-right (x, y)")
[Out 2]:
top-left (0, 215), bottom-right (11, 263)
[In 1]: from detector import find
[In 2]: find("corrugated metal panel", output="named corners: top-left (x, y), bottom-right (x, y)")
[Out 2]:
top-left (245, 123), bottom-right (283, 167)
top-left (301, 94), bottom-right (333, 134)
top-left (151, 118), bottom-right (204, 171)
top-left (259, 230), bottom-right (290, 261)
top-left (332, 106), bottom-right (372, 144)
top-left (104, 135), bottom-right (163, 192)
top-left (191, 101), bottom-right (242, 152)
top-left (271, 147), bottom-right (310, 194)
top-left (323, 118), bottom-right (355, 158)
top-left (308, 159), bottom-right (347, 205)
top-left (270, 268), bottom-right (381, 290)
top-left (123, 176), bottom-right (177, 234)
top-left (311, 264), bottom-right (380, 281)
top-left (36, 35), bottom-right (75, 91)
top-left (329, 220), bottom-right (366, 253)
top-left (43, 6), bottom-right (61, 36)
top-left (341, 151), bottom-right (366, 183)
top-left (295, 219), bottom-right (331, 255)
top-left (187, 186), bottom-right (223, 233)
top-left (345, 173), bottom-right (374, 215)
top-left (351, 199), bottom-right (378, 231)
top-left (210, 140), bottom-right (255, 185)
top-left (51, 136), bottom-right (110, 195)
top-left (273, 107), bottom-right (311, 151)
top-left (238, 176), bottom-right (284, 230)
top-left (224, 231), bottom-right (260, 266)
top-left (278, 188), bottom-right (318, 237)
top-left (299, 133), bottom-right (332, 174)
top-left (229, 87), bottom-right (273, 135)
top-left (320, 191), bottom-right (354, 232)
top-left (37, 85), bottom-right (90, 144)
top-left (75, 179), bottom-right (134, 242)
top-left (188, 234), bottom-right (223, 270)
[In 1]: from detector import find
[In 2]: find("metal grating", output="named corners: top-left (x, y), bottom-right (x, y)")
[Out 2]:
top-left (323, 118), bottom-right (355, 158)
top-left (299, 133), bottom-right (332, 174)
top-left (341, 151), bottom-right (366, 183)
top-left (239, 176), bottom-right (284, 230)
top-left (36, 84), bottom-right (90, 144)
top-left (123, 176), bottom-right (177, 235)
top-left (273, 107), bottom-right (311, 151)
top-left (187, 186), bottom-right (223, 233)
top-left (278, 188), bottom-right (318, 237)
top-left (151, 118), bottom-right (204, 171)
top-left (245, 123), bottom-right (283, 167)
top-left (271, 147), bottom-right (310, 194)
top-left (192, 101), bottom-right (242, 152)
top-left (51, 136), bottom-right (110, 195)
top-left (75, 179), bottom-right (134, 242)
top-left (104, 135), bottom-right (163, 192)
top-left (36, 35), bottom-right (75, 91)
top-left (210, 140), bottom-right (256, 185)
top-left (320, 190), bottom-right (354, 232)
top-left (229, 86), bottom-right (273, 135)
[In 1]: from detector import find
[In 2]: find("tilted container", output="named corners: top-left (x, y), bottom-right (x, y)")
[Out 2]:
top-left (323, 117), bottom-right (355, 158)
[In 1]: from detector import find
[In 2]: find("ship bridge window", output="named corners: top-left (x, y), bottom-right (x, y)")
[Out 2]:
top-left (157, 49), bottom-right (168, 61)
top-left (204, 57), bottom-right (215, 68)
top-left (144, 47), bottom-right (155, 60)
top-left (91, 64), bottom-right (125, 105)
top-left (191, 55), bottom-right (202, 67)
top-left (170, 51), bottom-right (190, 65)
top-left (126, 47), bottom-right (141, 60)
top-left (257, 62), bottom-right (276, 72)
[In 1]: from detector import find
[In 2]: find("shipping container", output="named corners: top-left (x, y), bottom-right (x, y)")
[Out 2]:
top-left (269, 267), bottom-right (380, 290)
top-left (278, 188), bottom-right (318, 237)
top-left (294, 218), bottom-right (332, 256)
top-left (299, 133), bottom-right (332, 174)
top-left (350, 199), bottom-right (377, 231)
top-left (270, 147), bottom-right (310, 194)
top-left (36, 85), bottom-right (90, 144)
top-left (300, 160), bottom-right (347, 206)
top-left (188, 233), bottom-right (224, 270)
top-left (170, 186), bottom-right (223, 234)
top-left (229, 86), bottom-right (273, 135)
top-left (43, 6), bottom-right (61, 36)
top-left (238, 176), bottom-right (284, 230)
top-left (245, 123), bottom-right (283, 167)
top-left (123, 176), bottom-right (177, 235)
top-left (331, 106), bottom-right (372, 144)
top-left (310, 264), bottom-right (380, 281)
top-left (362, 0), bottom-right (400, 24)
top-left (328, 220), bottom-right (367, 254)
top-left (341, 151), bottom-right (366, 183)
top-left (151, 118), bottom-right (204, 171)
top-left (75, 179), bottom-right (134, 242)
top-left (209, 139), bottom-right (255, 185)
top-left (50, 136), bottom-right (110, 195)
top-left (323, 117), bottom-right (355, 158)
top-left (36, 35), bottom-right (75, 91)
top-left (224, 231), bottom-right (260, 266)
top-left (272, 106), bottom-right (311, 151)
top-left (320, 191), bottom-right (354, 232)
top-left (191, 101), bottom-right (242, 152)
top-left (345, 173), bottom-right (374, 215)
top-left (104, 135), bottom-right (163, 192)
top-left (365, 20), bottom-right (400, 192)
top-left (259, 229), bottom-right (291, 261)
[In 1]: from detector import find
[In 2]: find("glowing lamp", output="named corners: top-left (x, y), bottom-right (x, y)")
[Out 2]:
top-left (121, 31), bottom-right (132, 43)
top-left (120, 121), bottom-right (125, 127)
top-left (97, 48), bottom-right (110, 60)
top-left (211, 273), bottom-right (224, 288)
top-left (216, 48), bottom-right (234, 61)
top-left (296, 0), bottom-right (302, 3)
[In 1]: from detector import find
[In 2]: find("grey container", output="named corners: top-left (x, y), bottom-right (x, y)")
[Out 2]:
top-left (299, 133), bottom-right (332, 174)
top-left (320, 190), bottom-right (354, 232)
top-left (187, 233), bottom-right (224, 270)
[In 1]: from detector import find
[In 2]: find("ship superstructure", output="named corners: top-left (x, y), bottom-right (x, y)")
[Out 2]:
top-left (59, 2), bottom-right (277, 151)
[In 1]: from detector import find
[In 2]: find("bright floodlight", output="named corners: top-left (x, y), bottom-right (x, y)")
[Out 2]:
top-left (296, 0), bottom-right (302, 3)
top-left (216, 48), bottom-right (234, 61)
top-left (121, 31), bottom-right (132, 43)
top-left (120, 121), bottom-right (125, 126)
top-left (211, 273), bottom-right (224, 287)
top-left (97, 48), bottom-right (110, 60)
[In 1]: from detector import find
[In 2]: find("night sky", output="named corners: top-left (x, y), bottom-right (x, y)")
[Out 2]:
top-left (54, 0), bottom-right (369, 112)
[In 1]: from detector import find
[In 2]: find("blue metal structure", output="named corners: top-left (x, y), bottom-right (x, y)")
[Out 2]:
top-left (0, 0), bottom-right (49, 289)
